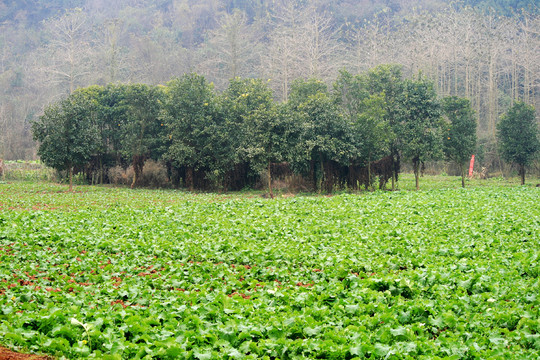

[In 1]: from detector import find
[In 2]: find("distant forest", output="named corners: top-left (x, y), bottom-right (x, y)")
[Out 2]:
top-left (1, 0), bottom-right (537, 26)
top-left (0, 0), bottom-right (538, 170)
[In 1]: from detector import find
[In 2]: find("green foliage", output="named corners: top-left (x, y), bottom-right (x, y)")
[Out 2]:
top-left (243, 101), bottom-right (302, 196)
top-left (0, 182), bottom-right (539, 358)
top-left (243, 104), bottom-right (299, 171)
top-left (364, 65), bottom-right (405, 188)
top-left (289, 79), bottom-right (356, 191)
top-left (94, 84), bottom-right (131, 164)
top-left (333, 70), bottom-right (394, 189)
top-left (443, 97), bottom-right (477, 164)
top-left (210, 78), bottom-right (275, 185)
top-left (398, 75), bottom-right (443, 189)
top-left (442, 96), bottom-right (477, 187)
top-left (354, 94), bottom-right (392, 165)
top-left (333, 71), bottom-right (393, 162)
top-left (288, 78), bottom-right (329, 109)
top-left (120, 84), bottom-right (165, 161)
top-left (365, 64), bottom-right (404, 102)
top-left (290, 80), bottom-right (347, 163)
top-left (163, 74), bottom-right (216, 171)
top-left (497, 101), bottom-right (539, 184)
top-left (119, 84), bottom-right (166, 186)
top-left (31, 89), bottom-right (100, 185)
top-left (222, 77), bottom-right (274, 114)
top-left (333, 70), bottom-right (370, 121)
top-left (2, 0), bottom-right (538, 162)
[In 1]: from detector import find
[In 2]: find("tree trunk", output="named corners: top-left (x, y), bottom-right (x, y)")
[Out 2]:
top-left (69, 166), bottom-right (73, 192)
top-left (367, 159), bottom-right (372, 191)
top-left (267, 160), bottom-right (274, 199)
top-left (319, 156), bottom-right (324, 194)
top-left (131, 170), bottom-right (137, 189)
top-left (413, 158), bottom-right (420, 191)
top-left (131, 155), bottom-right (144, 189)
top-left (309, 160), bottom-right (316, 192)
top-left (520, 164), bottom-right (525, 185)
top-left (461, 164), bottom-right (466, 188)
top-left (186, 166), bottom-right (194, 191)
top-left (99, 157), bottom-right (103, 185)
top-left (497, 153), bottom-right (505, 178)
top-left (391, 154), bottom-right (396, 191)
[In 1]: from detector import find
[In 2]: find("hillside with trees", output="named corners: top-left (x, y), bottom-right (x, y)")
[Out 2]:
top-left (0, 0), bottom-right (538, 177)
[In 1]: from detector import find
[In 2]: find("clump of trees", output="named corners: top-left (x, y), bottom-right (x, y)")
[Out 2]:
top-left (32, 65), bottom-right (536, 192)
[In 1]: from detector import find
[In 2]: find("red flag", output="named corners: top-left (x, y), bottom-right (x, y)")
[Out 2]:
top-left (468, 155), bottom-right (475, 177)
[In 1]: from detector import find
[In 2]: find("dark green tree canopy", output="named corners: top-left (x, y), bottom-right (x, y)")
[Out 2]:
top-left (497, 101), bottom-right (539, 184)
top-left (288, 79), bottom-right (356, 191)
top-left (288, 78), bottom-right (329, 110)
top-left (365, 64), bottom-right (405, 189)
top-left (398, 75), bottom-right (443, 190)
top-left (119, 84), bottom-right (166, 187)
top-left (442, 96), bottom-right (477, 187)
top-left (333, 70), bottom-right (370, 118)
top-left (32, 89), bottom-right (100, 189)
top-left (333, 70), bottom-right (393, 189)
top-left (443, 96), bottom-right (477, 164)
top-left (120, 84), bottom-right (165, 160)
top-left (211, 78), bottom-right (275, 182)
top-left (163, 73), bottom-right (216, 170)
top-left (291, 80), bottom-right (355, 166)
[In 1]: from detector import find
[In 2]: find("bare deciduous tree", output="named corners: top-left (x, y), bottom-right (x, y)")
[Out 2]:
top-left (263, 3), bottom-right (344, 101)
top-left (39, 8), bottom-right (95, 95)
top-left (198, 9), bottom-right (261, 90)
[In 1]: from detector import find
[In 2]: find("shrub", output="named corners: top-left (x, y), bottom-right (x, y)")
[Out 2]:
top-left (108, 166), bottom-right (131, 186)
top-left (108, 162), bottom-right (169, 187)
top-left (2, 161), bottom-right (56, 182)
top-left (139, 160), bottom-right (169, 188)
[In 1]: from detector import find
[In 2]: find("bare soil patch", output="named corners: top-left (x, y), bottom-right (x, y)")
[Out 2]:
top-left (0, 347), bottom-right (52, 360)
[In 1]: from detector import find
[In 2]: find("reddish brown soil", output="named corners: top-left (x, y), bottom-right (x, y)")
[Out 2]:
top-left (0, 347), bottom-right (52, 360)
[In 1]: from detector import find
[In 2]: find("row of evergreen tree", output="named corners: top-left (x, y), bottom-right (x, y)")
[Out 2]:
top-left (32, 64), bottom-right (539, 193)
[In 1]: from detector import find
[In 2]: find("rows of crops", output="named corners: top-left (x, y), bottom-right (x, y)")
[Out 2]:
top-left (0, 182), bottom-right (539, 359)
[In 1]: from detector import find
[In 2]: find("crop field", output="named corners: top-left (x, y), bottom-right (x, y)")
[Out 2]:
top-left (0, 180), bottom-right (539, 359)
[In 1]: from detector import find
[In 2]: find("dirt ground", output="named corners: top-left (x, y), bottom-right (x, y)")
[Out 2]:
top-left (0, 347), bottom-right (52, 360)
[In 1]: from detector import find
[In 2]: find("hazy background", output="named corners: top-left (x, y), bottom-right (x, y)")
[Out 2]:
top-left (0, 0), bottom-right (538, 161)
